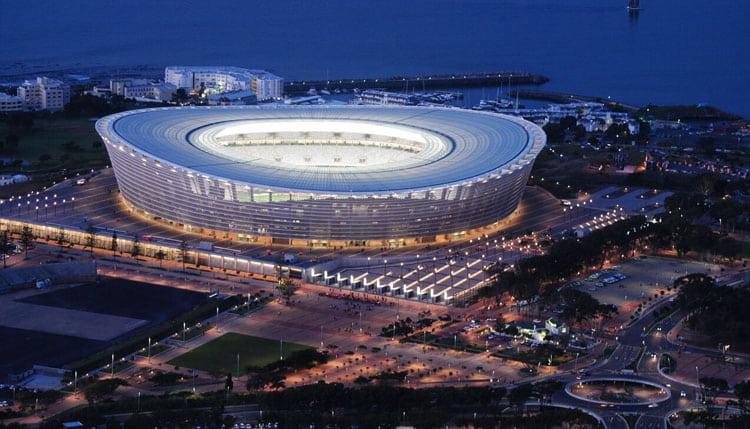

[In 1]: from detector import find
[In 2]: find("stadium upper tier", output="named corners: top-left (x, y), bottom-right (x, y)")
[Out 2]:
top-left (97, 106), bottom-right (545, 244)
top-left (99, 106), bottom-right (543, 193)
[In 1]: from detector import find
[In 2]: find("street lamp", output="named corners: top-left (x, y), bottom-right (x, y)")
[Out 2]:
top-left (695, 366), bottom-right (701, 401)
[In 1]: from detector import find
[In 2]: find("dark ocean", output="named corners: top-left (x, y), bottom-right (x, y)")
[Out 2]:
top-left (1, 0), bottom-right (748, 118)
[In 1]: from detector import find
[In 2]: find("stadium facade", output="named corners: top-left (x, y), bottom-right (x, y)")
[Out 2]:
top-left (96, 106), bottom-right (545, 247)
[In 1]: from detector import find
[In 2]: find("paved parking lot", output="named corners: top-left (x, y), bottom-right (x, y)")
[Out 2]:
top-left (567, 255), bottom-right (721, 332)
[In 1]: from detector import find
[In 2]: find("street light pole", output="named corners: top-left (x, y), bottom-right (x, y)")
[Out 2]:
top-left (696, 366), bottom-right (701, 401)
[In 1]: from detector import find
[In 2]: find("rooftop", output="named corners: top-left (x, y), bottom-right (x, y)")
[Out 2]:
top-left (97, 105), bottom-right (545, 194)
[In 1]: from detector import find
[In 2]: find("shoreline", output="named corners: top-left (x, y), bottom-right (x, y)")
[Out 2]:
top-left (0, 63), bottom-right (745, 120)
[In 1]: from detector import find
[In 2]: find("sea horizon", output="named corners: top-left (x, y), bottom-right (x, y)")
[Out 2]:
top-left (1, 0), bottom-right (748, 118)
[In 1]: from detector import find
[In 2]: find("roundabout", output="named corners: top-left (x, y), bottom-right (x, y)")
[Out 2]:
top-left (565, 377), bottom-right (671, 406)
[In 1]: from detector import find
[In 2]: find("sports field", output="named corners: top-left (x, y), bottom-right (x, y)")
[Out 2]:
top-left (168, 332), bottom-right (311, 375)
top-left (0, 278), bottom-right (209, 382)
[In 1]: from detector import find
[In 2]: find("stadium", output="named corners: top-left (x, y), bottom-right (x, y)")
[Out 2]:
top-left (96, 105), bottom-right (545, 247)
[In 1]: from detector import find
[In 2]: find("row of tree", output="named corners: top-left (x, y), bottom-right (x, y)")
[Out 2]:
top-left (676, 273), bottom-right (750, 350)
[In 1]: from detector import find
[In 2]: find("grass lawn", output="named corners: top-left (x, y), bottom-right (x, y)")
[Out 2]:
top-left (1, 116), bottom-right (109, 173)
top-left (167, 332), bottom-right (312, 375)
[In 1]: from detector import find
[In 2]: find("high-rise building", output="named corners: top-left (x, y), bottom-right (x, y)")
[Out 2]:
top-left (17, 77), bottom-right (70, 111)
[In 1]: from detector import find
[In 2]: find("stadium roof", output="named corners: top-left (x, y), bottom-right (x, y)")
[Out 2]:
top-left (99, 105), bottom-right (544, 194)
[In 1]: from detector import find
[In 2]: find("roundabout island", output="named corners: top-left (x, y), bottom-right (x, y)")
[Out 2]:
top-left (565, 377), bottom-right (671, 406)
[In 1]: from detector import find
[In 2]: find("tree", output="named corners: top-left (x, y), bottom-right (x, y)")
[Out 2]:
top-left (278, 278), bottom-right (299, 303)
top-left (542, 123), bottom-right (564, 143)
top-left (38, 418), bottom-right (64, 429)
top-left (37, 389), bottom-right (63, 406)
top-left (131, 236), bottom-right (141, 264)
top-left (676, 273), bottom-right (716, 314)
top-left (5, 111), bottom-right (34, 130)
top-left (172, 88), bottom-right (188, 103)
top-left (507, 383), bottom-right (534, 415)
top-left (3, 133), bottom-right (19, 151)
top-left (559, 115), bottom-right (577, 132)
top-left (559, 288), bottom-right (617, 326)
top-left (735, 380), bottom-right (750, 414)
top-left (178, 240), bottom-right (189, 272)
top-left (110, 231), bottom-right (118, 257)
top-left (225, 373), bottom-right (233, 392)
top-left (83, 378), bottom-right (128, 405)
top-left (123, 413), bottom-right (154, 429)
top-left (56, 228), bottom-right (67, 251)
top-left (155, 249), bottom-right (166, 268)
top-left (20, 225), bottom-right (33, 259)
top-left (85, 225), bottom-right (96, 255)
top-left (0, 231), bottom-right (9, 268)
top-left (636, 120), bottom-right (650, 142)
top-left (245, 371), bottom-right (283, 392)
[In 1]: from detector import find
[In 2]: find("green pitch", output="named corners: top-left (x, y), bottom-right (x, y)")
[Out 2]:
top-left (168, 332), bottom-right (311, 374)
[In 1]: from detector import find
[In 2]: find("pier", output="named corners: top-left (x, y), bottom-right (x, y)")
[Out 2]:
top-left (284, 71), bottom-right (549, 95)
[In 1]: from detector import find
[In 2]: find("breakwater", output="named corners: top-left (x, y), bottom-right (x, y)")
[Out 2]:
top-left (512, 89), bottom-right (640, 112)
top-left (284, 72), bottom-right (548, 95)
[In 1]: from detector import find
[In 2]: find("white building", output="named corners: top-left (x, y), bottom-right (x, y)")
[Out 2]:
top-left (358, 90), bottom-right (418, 106)
top-left (110, 78), bottom-right (152, 96)
top-left (164, 66), bottom-right (283, 101)
top-left (206, 89), bottom-right (257, 106)
top-left (123, 82), bottom-right (176, 101)
top-left (17, 77), bottom-right (70, 111)
top-left (83, 86), bottom-right (112, 98)
top-left (0, 174), bottom-right (30, 187)
top-left (544, 318), bottom-right (569, 335)
top-left (0, 93), bottom-right (24, 112)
